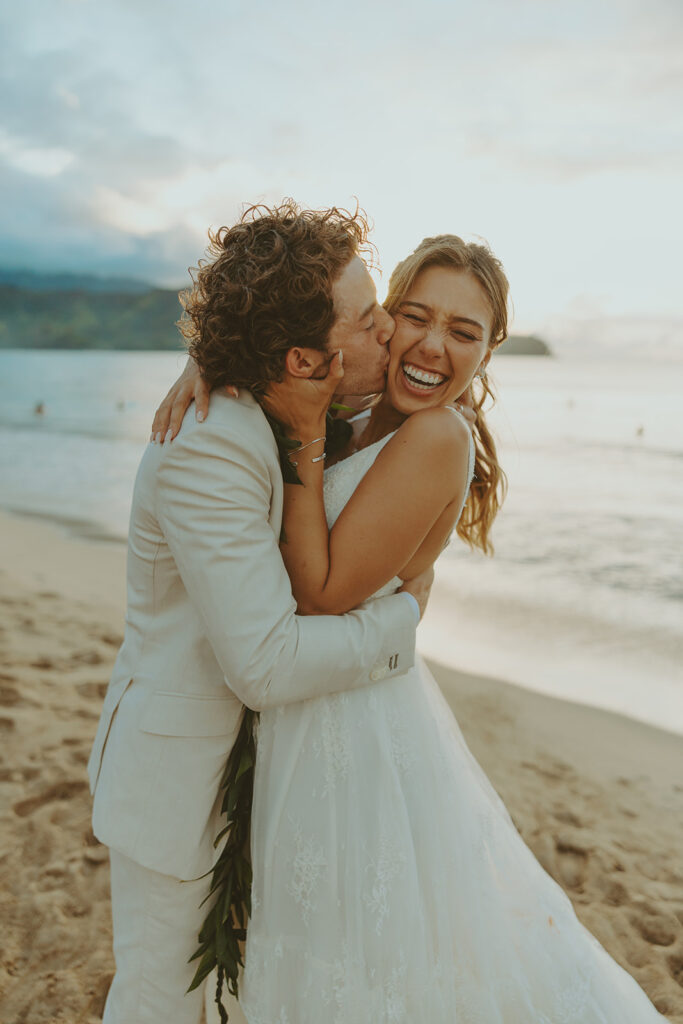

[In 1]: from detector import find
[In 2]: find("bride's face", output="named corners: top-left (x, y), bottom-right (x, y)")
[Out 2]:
top-left (385, 266), bottom-right (493, 415)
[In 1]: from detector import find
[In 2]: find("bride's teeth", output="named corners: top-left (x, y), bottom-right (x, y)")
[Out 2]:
top-left (402, 363), bottom-right (446, 389)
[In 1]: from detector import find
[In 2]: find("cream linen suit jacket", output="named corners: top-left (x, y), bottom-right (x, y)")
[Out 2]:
top-left (88, 390), bottom-right (416, 880)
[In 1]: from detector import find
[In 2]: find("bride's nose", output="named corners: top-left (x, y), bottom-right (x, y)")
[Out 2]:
top-left (417, 326), bottom-right (446, 359)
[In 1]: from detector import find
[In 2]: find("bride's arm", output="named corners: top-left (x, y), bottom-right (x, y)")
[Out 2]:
top-left (280, 406), bottom-right (471, 615)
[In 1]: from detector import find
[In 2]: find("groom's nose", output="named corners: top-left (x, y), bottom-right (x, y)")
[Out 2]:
top-left (377, 307), bottom-right (395, 345)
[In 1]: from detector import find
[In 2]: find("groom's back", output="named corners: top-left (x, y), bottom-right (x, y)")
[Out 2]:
top-left (115, 391), bottom-right (278, 693)
top-left (87, 390), bottom-right (282, 878)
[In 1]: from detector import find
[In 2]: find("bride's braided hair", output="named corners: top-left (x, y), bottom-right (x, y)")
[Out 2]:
top-left (384, 235), bottom-right (510, 554)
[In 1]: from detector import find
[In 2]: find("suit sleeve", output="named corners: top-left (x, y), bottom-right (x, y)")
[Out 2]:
top-left (155, 423), bottom-right (416, 710)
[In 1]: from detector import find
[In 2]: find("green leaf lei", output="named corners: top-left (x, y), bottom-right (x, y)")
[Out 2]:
top-left (187, 705), bottom-right (257, 1021)
top-left (188, 407), bottom-right (353, 1021)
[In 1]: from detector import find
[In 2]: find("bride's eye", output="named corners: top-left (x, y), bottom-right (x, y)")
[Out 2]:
top-left (403, 313), bottom-right (425, 326)
top-left (452, 331), bottom-right (476, 342)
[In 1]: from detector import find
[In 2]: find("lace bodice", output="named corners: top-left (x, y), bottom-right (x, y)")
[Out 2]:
top-left (323, 432), bottom-right (396, 528)
top-left (322, 410), bottom-right (476, 598)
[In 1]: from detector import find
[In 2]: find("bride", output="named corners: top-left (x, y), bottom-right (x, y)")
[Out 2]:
top-left (158, 235), bottom-right (667, 1022)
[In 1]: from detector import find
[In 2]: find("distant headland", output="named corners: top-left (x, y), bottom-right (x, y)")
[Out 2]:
top-left (0, 270), bottom-right (552, 355)
top-left (501, 334), bottom-right (552, 356)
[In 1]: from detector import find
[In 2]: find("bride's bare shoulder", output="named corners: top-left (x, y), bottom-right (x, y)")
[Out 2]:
top-left (387, 406), bottom-right (471, 459)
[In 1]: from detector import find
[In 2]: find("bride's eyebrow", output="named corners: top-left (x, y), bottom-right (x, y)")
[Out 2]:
top-left (447, 315), bottom-right (484, 334)
top-left (402, 302), bottom-right (484, 334)
top-left (400, 301), bottom-right (430, 313)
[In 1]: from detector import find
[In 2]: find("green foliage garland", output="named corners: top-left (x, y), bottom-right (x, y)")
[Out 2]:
top-left (187, 706), bottom-right (257, 1022)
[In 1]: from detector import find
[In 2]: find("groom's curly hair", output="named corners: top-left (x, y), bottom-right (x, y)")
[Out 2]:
top-left (179, 199), bottom-right (374, 395)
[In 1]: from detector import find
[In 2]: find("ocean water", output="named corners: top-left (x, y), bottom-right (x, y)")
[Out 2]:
top-left (1, 349), bottom-right (681, 732)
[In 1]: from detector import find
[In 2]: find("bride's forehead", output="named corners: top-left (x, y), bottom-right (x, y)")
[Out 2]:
top-left (404, 267), bottom-right (490, 326)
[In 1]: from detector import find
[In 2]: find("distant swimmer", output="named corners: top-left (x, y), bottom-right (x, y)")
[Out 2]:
top-left (116, 400), bottom-right (125, 412)
top-left (34, 401), bottom-right (45, 416)
top-left (636, 425), bottom-right (644, 437)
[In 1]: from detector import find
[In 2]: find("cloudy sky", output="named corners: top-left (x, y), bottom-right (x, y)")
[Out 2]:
top-left (1, 0), bottom-right (681, 328)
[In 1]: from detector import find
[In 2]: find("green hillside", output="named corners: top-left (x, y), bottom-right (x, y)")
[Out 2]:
top-left (0, 285), bottom-right (184, 350)
top-left (0, 281), bottom-right (553, 355)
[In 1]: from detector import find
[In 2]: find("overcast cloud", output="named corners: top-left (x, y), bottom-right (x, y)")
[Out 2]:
top-left (1, 0), bottom-right (681, 325)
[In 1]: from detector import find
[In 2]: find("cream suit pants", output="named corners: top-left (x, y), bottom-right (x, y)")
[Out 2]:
top-left (103, 849), bottom-right (247, 1024)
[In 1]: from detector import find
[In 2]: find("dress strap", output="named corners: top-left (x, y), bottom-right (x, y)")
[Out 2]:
top-left (445, 404), bottom-right (471, 430)
top-left (444, 405), bottom-right (476, 486)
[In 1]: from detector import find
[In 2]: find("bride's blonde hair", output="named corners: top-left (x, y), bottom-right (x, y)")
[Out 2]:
top-left (384, 235), bottom-right (510, 554)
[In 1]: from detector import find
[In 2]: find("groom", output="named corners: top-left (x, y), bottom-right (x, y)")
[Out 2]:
top-left (88, 201), bottom-right (431, 1024)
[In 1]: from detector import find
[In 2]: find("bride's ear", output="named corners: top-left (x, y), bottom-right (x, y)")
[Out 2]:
top-left (284, 347), bottom-right (328, 379)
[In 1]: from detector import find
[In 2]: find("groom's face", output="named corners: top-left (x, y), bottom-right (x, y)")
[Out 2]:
top-left (327, 256), bottom-right (394, 396)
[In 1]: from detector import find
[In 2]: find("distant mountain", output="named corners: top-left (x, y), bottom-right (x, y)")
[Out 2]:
top-left (0, 268), bottom-right (156, 295)
top-left (503, 334), bottom-right (552, 356)
top-left (0, 274), bottom-right (557, 354)
top-left (0, 284), bottom-right (185, 350)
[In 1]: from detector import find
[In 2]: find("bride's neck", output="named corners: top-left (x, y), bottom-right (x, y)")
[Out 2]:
top-left (357, 396), bottom-right (407, 450)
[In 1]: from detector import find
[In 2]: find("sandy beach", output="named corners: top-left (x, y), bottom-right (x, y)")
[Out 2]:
top-left (0, 507), bottom-right (681, 1023)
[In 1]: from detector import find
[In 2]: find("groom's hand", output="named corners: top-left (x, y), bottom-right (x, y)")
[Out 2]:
top-left (261, 350), bottom-right (344, 438)
top-left (399, 566), bottom-right (434, 621)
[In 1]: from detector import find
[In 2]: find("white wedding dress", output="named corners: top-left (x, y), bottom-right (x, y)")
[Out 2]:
top-left (239, 419), bottom-right (667, 1023)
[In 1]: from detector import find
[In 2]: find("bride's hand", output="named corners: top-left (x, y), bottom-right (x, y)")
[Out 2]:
top-left (261, 351), bottom-right (344, 438)
top-left (150, 357), bottom-right (238, 443)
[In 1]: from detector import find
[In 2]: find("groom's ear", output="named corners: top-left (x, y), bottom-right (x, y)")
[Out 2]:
top-left (284, 346), bottom-right (328, 379)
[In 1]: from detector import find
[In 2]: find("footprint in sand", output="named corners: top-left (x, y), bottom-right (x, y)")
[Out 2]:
top-left (74, 708), bottom-right (99, 720)
top-left (0, 684), bottom-right (39, 708)
top-left (12, 780), bottom-right (89, 818)
top-left (30, 656), bottom-right (54, 670)
top-left (73, 650), bottom-right (105, 666)
top-left (98, 632), bottom-right (123, 647)
top-left (75, 681), bottom-right (108, 701)
top-left (553, 807), bottom-right (583, 828)
top-left (521, 758), bottom-right (572, 782)
top-left (83, 845), bottom-right (109, 866)
top-left (0, 683), bottom-right (24, 707)
top-left (555, 832), bottom-right (591, 890)
top-left (632, 912), bottom-right (679, 947)
top-left (600, 877), bottom-right (629, 906)
top-left (667, 953), bottom-right (683, 988)
top-left (635, 855), bottom-right (683, 884)
top-left (0, 715), bottom-right (15, 732)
